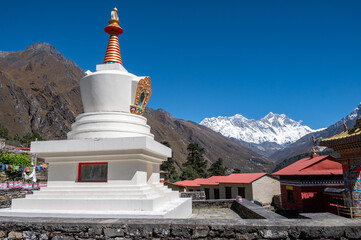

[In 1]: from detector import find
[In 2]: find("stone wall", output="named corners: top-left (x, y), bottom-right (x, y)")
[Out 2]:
top-left (192, 199), bottom-right (233, 208)
top-left (0, 216), bottom-right (361, 239)
top-left (180, 191), bottom-right (205, 200)
top-left (0, 193), bottom-right (360, 239)
top-left (231, 199), bottom-right (287, 219)
top-left (0, 188), bottom-right (34, 208)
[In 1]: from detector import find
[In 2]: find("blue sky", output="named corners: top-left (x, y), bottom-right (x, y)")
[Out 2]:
top-left (1, 0), bottom-right (360, 129)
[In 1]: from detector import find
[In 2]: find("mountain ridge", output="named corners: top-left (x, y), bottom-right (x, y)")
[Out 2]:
top-left (0, 42), bottom-right (85, 139)
top-left (269, 103), bottom-right (361, 162)
top-left (200, 112), bottom-right (323, 157)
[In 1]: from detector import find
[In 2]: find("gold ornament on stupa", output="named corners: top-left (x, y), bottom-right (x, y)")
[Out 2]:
top-left (103, 8), bottom-right (123, 65)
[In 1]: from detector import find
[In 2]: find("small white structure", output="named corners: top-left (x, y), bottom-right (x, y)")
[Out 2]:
top-left (0, 8), bottom-right (191, 218)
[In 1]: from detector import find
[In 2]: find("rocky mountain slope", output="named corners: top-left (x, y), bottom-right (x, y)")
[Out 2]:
top-left (200, 113), bottom-right (322, 157)
top-left (270, 103), bottom-right (361, 163)
top-left (0, 43), bottom-right (274, 172)
top-left (0, 42), bottom-right (84, 139)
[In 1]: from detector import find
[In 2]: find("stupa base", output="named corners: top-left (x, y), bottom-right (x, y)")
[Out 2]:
top-left (10, 136), bottom-right (192, 219)
top-left (6, 181), bottom-right (191, 219)
top-left (0, 195), bottom-right (191, 219)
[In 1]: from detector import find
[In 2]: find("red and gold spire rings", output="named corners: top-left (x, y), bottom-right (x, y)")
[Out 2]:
top-left (103, 24), bottom-right (123, 64)
top-left (103, 7), bottom-right (123, 65)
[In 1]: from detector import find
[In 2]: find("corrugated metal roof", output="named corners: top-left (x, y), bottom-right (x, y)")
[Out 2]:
top-left (173, 173), bottom-right (267, 187)
top-left (272, 155), bottom-right (343, 176)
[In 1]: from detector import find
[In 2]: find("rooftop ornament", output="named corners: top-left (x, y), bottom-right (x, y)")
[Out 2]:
top-left (103, 8), bottom-right (123, 65)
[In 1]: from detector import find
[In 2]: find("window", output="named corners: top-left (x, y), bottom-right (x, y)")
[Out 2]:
top-left (214, 189), bottom-right (220, 199)
top-left (204, 188), bottom-right (210, 199)
top-left (238, 187), bottom-right (245, 198)
top-left (226, 187), bottom-right (232, 199)
top-left (287, 190), bottom-right (295, 203)
top-left (78, 162), bottom-right (108, 182)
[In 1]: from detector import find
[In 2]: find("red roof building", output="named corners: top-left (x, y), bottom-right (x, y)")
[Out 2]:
top-left (320, 119), bottom-right (361, 218)
top-left (173, 173), bottom-right (279, 205)
top-left (273, 154), bottom-right (344, 213)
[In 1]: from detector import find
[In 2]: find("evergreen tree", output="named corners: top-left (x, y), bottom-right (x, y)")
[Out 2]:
top-left (180, 166), bottom-right (199, 180)
top-left (181, 143), bottom-right (208, 179)
top-left (0, 124), bottom-right (9, 140)
top-left (160, 141), bottom-right (180, 182)
top-left (208, 158), bottom-right (227, 176)
top-left (21, 132), bottom-right (44, 147)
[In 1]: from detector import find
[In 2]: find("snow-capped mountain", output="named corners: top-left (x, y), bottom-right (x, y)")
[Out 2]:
top-left (270, 102), bottom-right (361, 162)
top-left (200, 113), bottom-right (324, 157)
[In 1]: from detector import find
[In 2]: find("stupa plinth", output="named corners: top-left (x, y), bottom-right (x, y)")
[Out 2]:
top-left (0, 8), bottom-right (191, 218)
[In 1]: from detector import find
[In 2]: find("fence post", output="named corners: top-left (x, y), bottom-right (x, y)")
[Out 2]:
top-left (350, 207), bottom-right (353, 219)
top-left (0, 139), bottom-right (5, 152)
top-left (337, 205), bottom-right (340, 216)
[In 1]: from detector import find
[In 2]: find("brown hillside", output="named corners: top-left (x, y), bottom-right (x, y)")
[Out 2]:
top-left (0, 42), bottom-right (84, 139)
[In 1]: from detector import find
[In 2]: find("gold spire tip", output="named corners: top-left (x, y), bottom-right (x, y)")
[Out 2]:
top-left (109, 7), bottom-right (120, 26)
top-left (343, 122), bottom-right (348, 132)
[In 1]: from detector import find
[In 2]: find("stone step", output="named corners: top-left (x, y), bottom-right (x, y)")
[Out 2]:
top-left (40, 186), bottom-right (151, 192)
top-left (153, 183), bottom-right (170, 190)
top-left (0, 198), bottom-right (192, 218)
top-left (151, 186), bottom-right (179, 201)
top-left (35, 189), bottom-right (154, 195)
top-left (25, 193), bottom-right (160, 199)
top-left (11, 196), bottom-right (165, 211)
top-left (46, 183), bottom-right (149, 187)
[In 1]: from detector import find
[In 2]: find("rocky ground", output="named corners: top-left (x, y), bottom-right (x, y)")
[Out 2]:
top-left (191, 207), bottom-right (242, 219)
top-left (0, 188), bottom-right (36, 209)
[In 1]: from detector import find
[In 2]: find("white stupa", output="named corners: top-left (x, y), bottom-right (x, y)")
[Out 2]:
top-left (1, 8), bottom-right (191, 218)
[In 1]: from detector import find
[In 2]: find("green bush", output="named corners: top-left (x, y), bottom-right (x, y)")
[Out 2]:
top-left (0, 152), bottom-right (32, 166)
top-left (0, 152), bottom-right (32, 181)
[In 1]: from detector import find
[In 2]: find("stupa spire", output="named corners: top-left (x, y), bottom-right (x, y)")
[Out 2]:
top-left (103, 7), bottom-right (123, 65)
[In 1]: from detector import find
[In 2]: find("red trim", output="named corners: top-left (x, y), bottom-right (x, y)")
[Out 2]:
top-left (78, 162), bottom-right (108, 182)
top-left (329, 203), bottom-right (347, 208)
top-left (5, 144), bottom-right (30, 150)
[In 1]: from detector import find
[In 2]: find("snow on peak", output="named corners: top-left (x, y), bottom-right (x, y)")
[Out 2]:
top-left (200, 113), bottom-right (321, 146)
top-left (347, 102), bottom-right (361, 121)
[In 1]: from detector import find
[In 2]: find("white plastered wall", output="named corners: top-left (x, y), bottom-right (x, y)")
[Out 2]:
top-left (251, 175), bottom-right (281, 205)
top-left (189, 183), bottom-right (254, 200)
top-left (217, 183), bottom-right (253, 200)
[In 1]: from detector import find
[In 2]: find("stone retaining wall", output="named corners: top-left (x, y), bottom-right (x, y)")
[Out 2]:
top-left (0, 216), bottom-right (361, 239)
top-left (231, 199), bottom-right (287, 219)
top-left (180, 191), bottom-right (206, 200)
top-left (0, 188), bottom-right (34, 209)
top-left (192, 199), bottom-right (233, 208)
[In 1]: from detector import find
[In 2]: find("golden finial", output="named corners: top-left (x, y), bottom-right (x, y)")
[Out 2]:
top-left (312, 146), bottom-right (317, 156)
top-left (109, 7), bottom-right (120, 26)
top-left (343, 122), bottom-right (348, 132)
top-left (103, 7), bottom-right (123, 64)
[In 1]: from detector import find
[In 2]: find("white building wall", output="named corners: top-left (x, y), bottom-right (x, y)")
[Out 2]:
top-left (185, 176), bottom-right (279, 203)
top-left (251, 175), bottom-right (280, 205)
top-left (190, 183), bottom-right (254, 200)
top-left (218, 183), bottom-right (253, 199)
